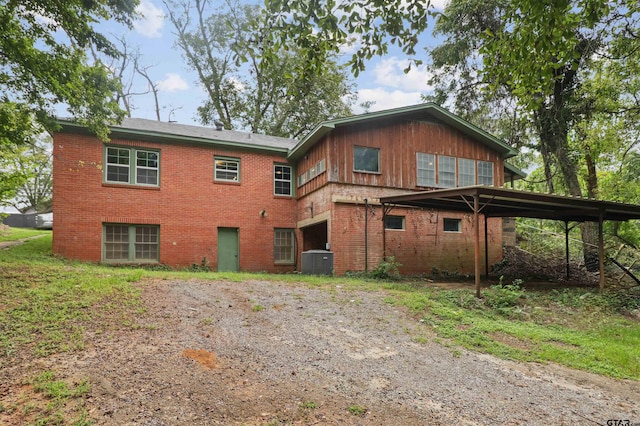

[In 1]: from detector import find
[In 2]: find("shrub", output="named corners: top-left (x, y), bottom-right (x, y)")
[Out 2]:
top-left (369, 257), bottom-right (402, 280)
top-left (483, 277), bottom-right (525, 313)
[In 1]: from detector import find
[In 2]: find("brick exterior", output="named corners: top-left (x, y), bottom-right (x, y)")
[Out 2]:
top-left (53, 108), bottom-right (511, 276)
top-left (53, 133), bottom-right (297, 271)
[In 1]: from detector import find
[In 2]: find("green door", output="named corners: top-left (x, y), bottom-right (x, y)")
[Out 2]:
top-left (218, 227), bottom-right (239, 272)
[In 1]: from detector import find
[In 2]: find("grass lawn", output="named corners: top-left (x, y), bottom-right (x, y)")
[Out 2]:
top-left (1, 227), bottom-right (638, 383)
top-left (0, 226), bottom-right (50, 242)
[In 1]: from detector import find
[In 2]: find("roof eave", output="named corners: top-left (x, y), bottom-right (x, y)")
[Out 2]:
top-left (288, 123), bottom-right (335, 161)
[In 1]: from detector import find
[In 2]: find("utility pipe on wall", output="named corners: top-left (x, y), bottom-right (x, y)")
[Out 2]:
top-left (364, 198), bottom-right (369, 272)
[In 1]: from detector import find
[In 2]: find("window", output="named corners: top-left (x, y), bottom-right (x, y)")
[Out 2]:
top-left (458, 158), bottom-right (476, 187)
top-left (438, 155), bottom-right (456, 188)
top-left (478, 161), bottom-right (494, 186)
top-left (274, 164), bottom-right (292, 196)
top-left (274, 229), bottom-right (295, 264)
top-left (104, 224), bottom-right (159, 262)
top-left (215, 157), bottom-right (240, 182)
top-left (417, 153), bottom-right (436, 186)
top-left (105, 147), bottom-right (159, 186)
top-left (443, 218), bottom-right (461, 233)
top-left (354, 146), bottom-right (380, 173)
top-left (384, 215), bottom-right (405, 230)
top-left (316, 159), bottom-right (326, 175)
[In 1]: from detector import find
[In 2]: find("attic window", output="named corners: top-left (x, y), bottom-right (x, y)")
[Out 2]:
top-left (354, 146), bottom-right (380, 173)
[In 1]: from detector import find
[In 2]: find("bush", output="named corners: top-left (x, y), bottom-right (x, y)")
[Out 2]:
top-left (483, 278), bottom-right (525, 313)
top-left (369, 257), bottom-right (402, 280)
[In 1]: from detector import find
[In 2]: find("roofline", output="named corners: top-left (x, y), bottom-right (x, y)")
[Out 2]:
top-left (55, 119), bottom-right (291, 156)
top-left (504, 162), bottom-right (527, 180)
top-left (380, 186), bottom-right (640, 222)
top-left (288, 103), bottom-right (518, 161)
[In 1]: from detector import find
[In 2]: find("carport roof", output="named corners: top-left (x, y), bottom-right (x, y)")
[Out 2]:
top-left (380, 186), bottom-right (640, 223)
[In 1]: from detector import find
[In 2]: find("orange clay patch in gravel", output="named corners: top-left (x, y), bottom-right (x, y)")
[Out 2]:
top-left (182, 349), bottom-right (218, 369)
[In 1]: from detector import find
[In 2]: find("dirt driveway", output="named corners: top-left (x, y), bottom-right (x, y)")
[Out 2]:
top-left (7, 278), bottom-right (640, 425)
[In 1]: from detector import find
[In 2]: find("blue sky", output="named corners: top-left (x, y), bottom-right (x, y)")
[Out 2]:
top-left (98, 0), bottom-right (449, 126)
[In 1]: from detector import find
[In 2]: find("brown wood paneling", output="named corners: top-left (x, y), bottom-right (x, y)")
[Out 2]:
top-left (294, 115), bottom-right (507, 196)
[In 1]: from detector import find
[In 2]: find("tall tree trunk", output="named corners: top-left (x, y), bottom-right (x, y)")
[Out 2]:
top-left (537, 100), bottom-right (601, 271)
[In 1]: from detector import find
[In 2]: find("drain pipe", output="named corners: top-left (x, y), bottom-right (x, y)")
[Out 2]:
top-left (364, 198), bottom-right (369, 272)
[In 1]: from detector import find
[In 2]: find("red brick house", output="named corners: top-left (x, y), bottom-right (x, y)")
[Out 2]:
top-left (52, 103), bottom-right (522, 275)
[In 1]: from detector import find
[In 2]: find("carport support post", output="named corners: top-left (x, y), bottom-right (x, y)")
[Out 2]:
top-left (474, 194), bottom-right (481, 298)
top-left (599, 212), bottom-right (605, 291)
top-left (484, 215), bottom-right (489, 278)
top-left (565, 221), bottom-right (570, 280)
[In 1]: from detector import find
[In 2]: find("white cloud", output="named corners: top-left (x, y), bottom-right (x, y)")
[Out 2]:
top-left (134, 0), bottom-right (165, 38)
top-left (430, 0), bottom-right (450, 10)
top-left (372, 57), bottom-right (433, 92)
top-left (354, 88), bottom-right (424, 113)
top-left (157, 73), bottom-right (189, 92)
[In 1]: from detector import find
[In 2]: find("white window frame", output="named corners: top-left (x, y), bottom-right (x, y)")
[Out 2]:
top-left (438, 155), bottom-right (456, 188)
top-left (443, 218), bottom-right (462, 233)
top-left (274, 164), bottom-right (292, 196)
top-left (417, 152), bottom-right (436, 187)
top-left (105, 146), bottom-right (159, 186)
top-left (384, 215), bottom-right (405, 230)
top-left (214, 156), bottom-right (240, 182)
top-left (274, 228), bottom-right (295, 264)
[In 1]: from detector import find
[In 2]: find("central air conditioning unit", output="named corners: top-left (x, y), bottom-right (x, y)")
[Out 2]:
top-left (301, 250), bottom-right (334, 275)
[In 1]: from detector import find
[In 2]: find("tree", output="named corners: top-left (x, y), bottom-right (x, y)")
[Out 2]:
top-left (263, 0), bottom-right (432, 77)
top-left (165, 0), bottom-right (354, 138)
top-left (0, 0), bottom-right (139, 142)
top-left (423, 0), bottom-right (640, 269)
top-left (0, 103), bottom-right (38, 206)
top-left (91, 36), bottom-right (166, 121)
top-left (10, 137), bottom-right (53, 213)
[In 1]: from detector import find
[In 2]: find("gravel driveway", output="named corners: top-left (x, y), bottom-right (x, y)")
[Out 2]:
top-left (20, 278), bottom-right (640, 425)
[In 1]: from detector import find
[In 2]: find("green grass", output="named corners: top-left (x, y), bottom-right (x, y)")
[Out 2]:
top-left (382, 281), bottom-right (640, 380)
top-left (0, 234), bottom-right (145, 362)
top-left (0, 227), bottom-right (50, 242)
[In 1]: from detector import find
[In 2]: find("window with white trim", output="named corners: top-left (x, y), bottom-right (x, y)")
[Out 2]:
top-left (384, 215), bottom-right (405, 230)
top-left (478, 161), bottom-right (494, 186)
top-left (354, 146), bottom-right (380, 173)
top-left (443, 218), bottom-right (462, 233)
top-left (215, 157), bottom-right (240, 182)
top-left (274, 228), bottom-right (295, 264)
top-left (458, 158), bottom-right (476, 187)
top-left (438, 155), bottom-right (456, 188)
top-left (417, 152), bottom-right (436, 186)
top-left (274, 164), bottom-right (292, 196)
top-left (103, 224), bottom-right (159, 262)
top-left (105, 146), bottom-right (159, 186)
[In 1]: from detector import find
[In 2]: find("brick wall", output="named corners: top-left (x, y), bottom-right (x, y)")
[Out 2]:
top-left (53, 132), bottom-right (297, 271)
top-left (296, 183), bottom-right (503, 276)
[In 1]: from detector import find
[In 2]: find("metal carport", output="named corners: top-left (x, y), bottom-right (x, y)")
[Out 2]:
top-left (380, 186), bottom-right (640, 297)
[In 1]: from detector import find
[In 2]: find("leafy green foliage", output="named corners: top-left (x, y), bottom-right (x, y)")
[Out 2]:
top-left (483, 279), bottom-right (525, 313)
top-left (369, 256), bottom-right (402, 280)
top-left (165, 0), bottom-right (354, 138)
top-left (0, 0), bottom-right (137, 143)
top-left (3, 135), bottom-right (53, 211)
top-left (263, 0), bottom-right (431, 77)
